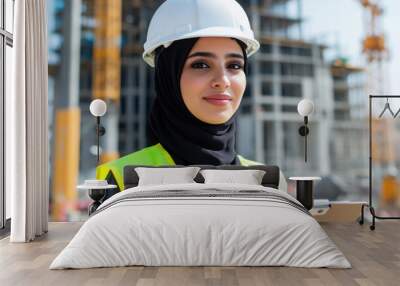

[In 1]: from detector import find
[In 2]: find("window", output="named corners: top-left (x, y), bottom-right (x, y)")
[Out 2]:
top-left (261, 81), bottom-right (273, 96)
top-left (1, 0), bottom-right (14, 233)
top-left (281, 82), bottom-right (302, 97)
top-left (280, 62), bottom-right (314, 77)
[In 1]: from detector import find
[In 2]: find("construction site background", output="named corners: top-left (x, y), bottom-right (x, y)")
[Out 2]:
top-left (47, 0), bottom-right (400, 221)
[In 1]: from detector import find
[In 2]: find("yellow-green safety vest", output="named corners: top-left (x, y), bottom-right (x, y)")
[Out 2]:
top-left (96, 143), bottom-right (263, 192)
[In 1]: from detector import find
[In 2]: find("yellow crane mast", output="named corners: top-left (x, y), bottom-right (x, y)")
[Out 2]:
top-left (359, 0), bottom-right (398, 206)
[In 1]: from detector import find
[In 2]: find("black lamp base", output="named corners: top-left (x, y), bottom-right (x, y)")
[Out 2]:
top-left (296, 180), bottom-right (314, 210)
top-left (298, 126), bottom-right (309, 136)
top-left (88, 189), bottom-right (106, 215)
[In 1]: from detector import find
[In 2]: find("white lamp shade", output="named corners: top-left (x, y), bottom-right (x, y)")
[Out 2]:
top-left (297, 99), bottom-right (314, 116)
top-left (89, 99), bottom-right (107, 117)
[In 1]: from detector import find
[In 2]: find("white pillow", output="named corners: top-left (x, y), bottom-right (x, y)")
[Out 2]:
top-left (200, 169), bottom-right (266, 185)
top-left (135, 167), bottom-right (201, 186)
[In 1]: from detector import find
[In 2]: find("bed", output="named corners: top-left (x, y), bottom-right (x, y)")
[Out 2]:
top-left (49, 165), bottom-right (351, 269)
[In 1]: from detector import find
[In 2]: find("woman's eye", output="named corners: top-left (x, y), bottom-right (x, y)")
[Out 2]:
top-left (228, 63), bottom-right (244, 70)
top-left (191, 62), bottom-right (209, 69)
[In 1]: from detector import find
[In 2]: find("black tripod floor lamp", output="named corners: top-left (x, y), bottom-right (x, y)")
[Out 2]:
top-left (359, 95), bottom-right (400, 230)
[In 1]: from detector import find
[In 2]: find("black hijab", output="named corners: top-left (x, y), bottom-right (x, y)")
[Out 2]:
top-left (148, 37), bottom-right (248, 166)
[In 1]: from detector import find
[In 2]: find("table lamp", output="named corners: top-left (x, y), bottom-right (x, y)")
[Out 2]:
top-left (297, 99), bottom-right (314, 162)
top-left (89, 99), bottom-right (107, 165)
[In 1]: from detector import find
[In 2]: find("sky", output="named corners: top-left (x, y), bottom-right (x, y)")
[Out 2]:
top-left (301, 0), bottom-right (400, 94)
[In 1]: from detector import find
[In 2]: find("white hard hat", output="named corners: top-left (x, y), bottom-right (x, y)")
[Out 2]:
top-left (143, 0), bottom-right (260, 67)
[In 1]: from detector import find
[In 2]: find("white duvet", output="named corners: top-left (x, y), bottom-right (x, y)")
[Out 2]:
top-left (50, 183), bottom-right (351, 269)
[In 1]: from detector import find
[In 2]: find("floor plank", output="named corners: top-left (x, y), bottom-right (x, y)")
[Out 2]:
top-left (0, 221), bottom-right (399, 286)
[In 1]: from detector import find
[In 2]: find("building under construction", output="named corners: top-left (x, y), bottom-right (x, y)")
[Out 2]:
top-left (48, 0), bottom-right (369, 220)
top-left (329, 58), bottom-right (368, 179)
top-left (237, 0), bottom-right (332, 177)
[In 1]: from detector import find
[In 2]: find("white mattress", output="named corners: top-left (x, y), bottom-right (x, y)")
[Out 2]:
top-left (50, 183), bottom-right (351, 269)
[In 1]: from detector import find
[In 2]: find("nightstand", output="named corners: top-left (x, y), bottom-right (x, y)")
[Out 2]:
top-left (289, 177), bottom-right (321, 210)
top-left (77, 180), bottom-right (117, 215)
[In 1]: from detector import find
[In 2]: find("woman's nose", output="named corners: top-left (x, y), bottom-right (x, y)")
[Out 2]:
top-left (211, 69), bottom-right (231, 90)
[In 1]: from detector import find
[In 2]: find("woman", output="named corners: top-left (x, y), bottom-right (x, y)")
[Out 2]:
top-left (96, 0), bottom-right (287, 193)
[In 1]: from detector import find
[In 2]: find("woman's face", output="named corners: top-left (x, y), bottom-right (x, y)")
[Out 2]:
top-left (180, 37), bottom-right (246, 124)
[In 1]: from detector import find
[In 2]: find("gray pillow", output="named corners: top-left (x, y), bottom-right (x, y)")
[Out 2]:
top-left (135, 166), bottom-right (201, 186)
top-left (200, 169), bottom-right (266, 185)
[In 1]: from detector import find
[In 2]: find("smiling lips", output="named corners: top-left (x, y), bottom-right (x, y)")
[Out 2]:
top-left (203, 94), bottom-right (232, 106)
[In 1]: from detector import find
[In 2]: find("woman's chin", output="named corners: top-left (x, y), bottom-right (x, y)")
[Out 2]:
top-left (197, 114), bottom-right (232, 125)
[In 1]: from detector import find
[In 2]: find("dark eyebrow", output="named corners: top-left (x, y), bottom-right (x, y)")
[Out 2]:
top-left (187, 52), bottom-right (244, 60)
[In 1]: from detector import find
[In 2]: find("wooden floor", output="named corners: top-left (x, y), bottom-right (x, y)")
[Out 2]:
top-left (0, 221), bottom-right (399, 286)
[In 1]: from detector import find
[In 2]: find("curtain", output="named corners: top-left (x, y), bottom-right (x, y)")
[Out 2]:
top-left (7, 0), bottom-right (49, 242)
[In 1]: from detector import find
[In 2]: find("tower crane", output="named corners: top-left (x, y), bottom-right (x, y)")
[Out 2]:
top-left (359, 0), bottom-right (388, 93)
top-left (359, 1), bottom-right (397, 206)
